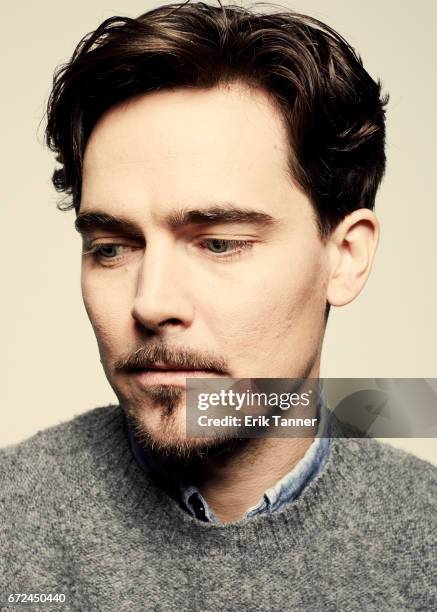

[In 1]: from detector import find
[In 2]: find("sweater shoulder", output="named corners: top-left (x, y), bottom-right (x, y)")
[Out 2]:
top-left (336, 436), bottom-right (437, 513)
top-left (363, 437), bottom-right (436, 487)
top-left (0, 405), bottom-right (125, 498)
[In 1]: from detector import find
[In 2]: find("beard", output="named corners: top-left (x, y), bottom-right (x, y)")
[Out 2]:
top-left (107, 342), bottom-right (243, 463)
top-left (122, 383), bottom-right (248, 464)
top-left (110, 341), bottom-right (320, 465)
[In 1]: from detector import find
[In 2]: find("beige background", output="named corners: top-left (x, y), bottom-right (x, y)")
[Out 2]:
top-left (1, 1), bottom-right (436, 463)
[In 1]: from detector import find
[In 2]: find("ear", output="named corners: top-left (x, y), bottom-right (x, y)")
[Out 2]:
top-left (326, 209), bottom-right (379, 307)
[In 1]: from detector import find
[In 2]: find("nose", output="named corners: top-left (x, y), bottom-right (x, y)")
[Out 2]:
top-left (131, 240), bottom-right (194, 333)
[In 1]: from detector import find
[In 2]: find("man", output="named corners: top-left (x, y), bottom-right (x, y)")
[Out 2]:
top-left (1, 2), bottom-right (435, 610)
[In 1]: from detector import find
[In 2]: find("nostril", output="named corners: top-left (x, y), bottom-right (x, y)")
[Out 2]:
top-left (158, 318), bottom-right (183, 327)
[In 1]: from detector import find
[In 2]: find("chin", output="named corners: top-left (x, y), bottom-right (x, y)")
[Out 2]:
top-left (122, 385), bottom-right (244, 463)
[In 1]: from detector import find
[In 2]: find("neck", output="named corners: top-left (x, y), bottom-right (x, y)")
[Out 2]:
top-left (195, 366), bottom-right (321, 523)
top-left (194, 434), bottom-right (316, 522)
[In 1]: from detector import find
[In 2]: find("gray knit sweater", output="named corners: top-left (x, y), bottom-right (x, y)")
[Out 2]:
top-left (0, 405), bottom-right (436, 612)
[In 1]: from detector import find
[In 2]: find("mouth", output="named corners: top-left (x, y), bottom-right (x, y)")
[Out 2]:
top-left (130, 365), bottom-right (223, 386)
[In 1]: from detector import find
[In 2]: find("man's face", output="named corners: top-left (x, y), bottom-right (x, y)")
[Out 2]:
top-left (79, 82), bottom-right (330, 458)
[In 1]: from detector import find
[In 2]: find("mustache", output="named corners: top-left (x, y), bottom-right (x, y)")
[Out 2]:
top-left (114, 343), bottom-right (228, 374)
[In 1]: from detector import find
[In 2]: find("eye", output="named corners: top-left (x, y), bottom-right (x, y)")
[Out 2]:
top-left (93, 244), bottom-right (132, 259)
top-left (206, 239), bottom-right (233, 253)
top-left (198, 238), bottom-right (254, 258)
top-left (83, 242), bottom-right (141, 266)
top-left (96, 244), bottom-right (120, 258)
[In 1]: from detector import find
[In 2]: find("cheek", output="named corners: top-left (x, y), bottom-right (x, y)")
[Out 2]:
top-left (81, 270), bottom-right (133, 357)
top-left (268, 255), bottom-right (327, 341)
top-left (198, 249), bottom-right (327, 363)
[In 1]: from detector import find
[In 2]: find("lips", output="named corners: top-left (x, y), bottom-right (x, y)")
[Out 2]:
top-left (131, 361), bottom-right (220, 374)
top-left (142, 363), bottom-right (199, 372)
top-left (133, 366), bottom-right (211, 373)
top-left (131, 366), bottom-right (223, 387)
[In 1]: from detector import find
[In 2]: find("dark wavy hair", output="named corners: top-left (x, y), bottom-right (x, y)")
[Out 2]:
top-left (45, 1), bottom-right (388, 238)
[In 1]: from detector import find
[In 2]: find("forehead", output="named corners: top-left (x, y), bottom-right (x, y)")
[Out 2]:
top-left (81, 83), bottom-right (296, 219)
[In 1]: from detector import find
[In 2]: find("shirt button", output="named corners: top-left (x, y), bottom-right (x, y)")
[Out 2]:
top-left (189, 494), bottom-right (208, 522)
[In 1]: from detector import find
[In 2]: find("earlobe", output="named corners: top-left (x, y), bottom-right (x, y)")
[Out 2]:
top-left (326, 209), bottom-right (379, 307)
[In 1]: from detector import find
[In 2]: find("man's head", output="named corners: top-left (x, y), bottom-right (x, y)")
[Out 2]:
top-left (46, 2), bottom-right (387, 459)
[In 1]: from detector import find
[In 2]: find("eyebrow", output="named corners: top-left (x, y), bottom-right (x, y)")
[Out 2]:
top-left (74, 205), bottom-right (279, 237)
top-left (74, 212), bottom-right (143, 238)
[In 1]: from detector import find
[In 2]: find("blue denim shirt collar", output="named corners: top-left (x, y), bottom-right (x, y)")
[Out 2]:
top-left (128, 391), bottom-right (332, 523)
